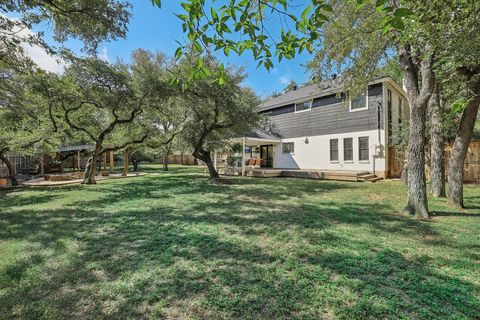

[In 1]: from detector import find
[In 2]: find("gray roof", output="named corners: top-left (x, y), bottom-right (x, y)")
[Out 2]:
top-left (243, 128), bottom-right (281, 141)
top-left (59, 144), bottom-right (95, 153)
top-left (259, 76), bottom-right (388, 112)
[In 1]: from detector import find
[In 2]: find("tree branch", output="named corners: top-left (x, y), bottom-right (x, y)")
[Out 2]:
top-left (99, 134), bottom-right (148, 154)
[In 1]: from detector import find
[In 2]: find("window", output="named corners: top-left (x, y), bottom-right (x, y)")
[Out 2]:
top-left (343, 138), bottom-right (353, 161)
top-left (349, 91), bottom-right (368, 111)
top-left (359, 137), bottom-right (369, 161)
top-left (398, 97), bottom-right (403, 125)
top-left (387, 89), bottom-right (393, 143)
top-left (295, 100), bottom-right (312, 113)
top-left (282, 142), bottom-right (294, 154)
top-left (330, 139), bottom-right (339, 161)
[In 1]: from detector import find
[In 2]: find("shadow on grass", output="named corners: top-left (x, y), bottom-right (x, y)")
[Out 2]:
top-left (0, 166), bottom-right (479, 319)
top-left (432, 211), bottom-right (480, 217)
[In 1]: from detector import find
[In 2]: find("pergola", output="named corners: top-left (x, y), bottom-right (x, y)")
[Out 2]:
top-left (57, 145), bottom-right (115, 173)
top-left (230, 129), bottom-right (281, 176)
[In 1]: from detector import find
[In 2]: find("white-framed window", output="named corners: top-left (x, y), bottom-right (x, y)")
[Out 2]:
top-left (359, 137), bottom-right (369, 161)
top-left (295, 100), bottom-right (312, 113)
top-left (343, 138), bottom-right (353, 161)
top-left (330, 139), bottom-right (339, 161)
top-left (349, 91), bottom-right (369, 112)
top-left (282, 142), bottom-right (294, 154)
top-left (398, 97), bottom-right (403, 125)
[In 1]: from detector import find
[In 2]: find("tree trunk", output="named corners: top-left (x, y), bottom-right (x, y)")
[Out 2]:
top-left (163, 152), bottom-right (169, 171)
top-left (0, 152), bottom-right (19, 186)
top-left (193, 149), bottom-right (220, 181)
top-left (397, 44), bottom-right (434, 219)
top-left (404, 98), bottom-right (430, 218)
top-left (429, 87), bottom-right (446, 197)
top-left (122, 149), bottom-right (129, 177)
top-left (82, 146), bottom-right (99, 184)
top-left (163, 143), bottom-right (172, 171)
top-left (132, 159), bottom-right (139, 172)
top-left (447, 95), bottom-right (480, 208)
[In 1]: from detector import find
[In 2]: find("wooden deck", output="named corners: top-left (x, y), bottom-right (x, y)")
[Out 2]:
top-left (219, 168), bottom-right (381, 182)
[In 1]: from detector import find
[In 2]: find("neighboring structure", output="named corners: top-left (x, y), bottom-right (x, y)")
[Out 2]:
top-left (234, 76), bottom-right (408, 178)
top-left (0, 153), bottom-right (37, 177)
top-left (58, 145), bottom-right (116, 173)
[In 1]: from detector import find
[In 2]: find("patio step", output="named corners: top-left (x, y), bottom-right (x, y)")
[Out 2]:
top-left (357, 174), bottom-right (376, 181)
top-left (367, 176), bottom-right (384, 183)
top-left (357, 174), bottom-right (384, 183)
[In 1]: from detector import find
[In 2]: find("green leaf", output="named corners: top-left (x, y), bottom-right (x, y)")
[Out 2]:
top-left (301, 5), bottom-right (312, 21)
top-left (210, 7), bottom-right (218, 22)
top-left (174, 47), bottom-right (183, 60)
top-left (150, 0), bottom-right (161, 8)
top-left (390, 18), bottom-right (405, 30)
top-left (394, 8), bottom-right (414, 18)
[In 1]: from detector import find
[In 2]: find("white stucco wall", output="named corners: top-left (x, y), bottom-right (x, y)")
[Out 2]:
top-left (272, 129), bottom-right (386, 173)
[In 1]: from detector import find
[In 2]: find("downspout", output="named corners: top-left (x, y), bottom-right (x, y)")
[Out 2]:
top-left (242, 137), bottom-right (246, 177)
top-left (373, 101), bottom-right (383, 175)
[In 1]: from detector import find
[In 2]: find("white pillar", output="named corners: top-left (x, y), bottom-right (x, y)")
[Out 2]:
top-left (213, 150), bottom-right (217, 170)
top-left (77, 149), bottom-right (81, 171)
top-left (242, 137), bottom-right (246, 177)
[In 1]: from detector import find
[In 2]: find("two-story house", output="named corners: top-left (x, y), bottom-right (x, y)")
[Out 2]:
top-left (235, 76), bottom-right (407, 178)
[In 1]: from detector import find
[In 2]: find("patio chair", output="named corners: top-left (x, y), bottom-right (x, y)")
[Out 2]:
top-left (246, 159), bottom-right (256, 168)
top-left (254, 159), bottom-right (263, 168)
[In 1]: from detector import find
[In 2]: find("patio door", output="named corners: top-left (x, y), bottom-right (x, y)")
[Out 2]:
top-left (260, 145), bottom-right (273, 167)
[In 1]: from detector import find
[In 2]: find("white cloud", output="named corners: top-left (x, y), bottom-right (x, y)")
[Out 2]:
top-left (4, 19), bottom-right (65, 73)
top-left (98, 47), bottom-right (109, 61)
top-left (279, 75), bottom-right (290, 85)
top-left (22, 41), bottom-right (65, 74)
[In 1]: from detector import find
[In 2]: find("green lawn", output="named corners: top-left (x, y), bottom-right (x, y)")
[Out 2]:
top-left (0, 165), bottom-right (479, 319)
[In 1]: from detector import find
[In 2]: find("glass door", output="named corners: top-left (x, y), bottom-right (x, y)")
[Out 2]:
top-left (260, 145), bottom-right (273, 167)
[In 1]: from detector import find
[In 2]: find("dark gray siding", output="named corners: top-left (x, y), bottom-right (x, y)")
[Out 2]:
top-left (260, 83), bottom-right (384, 139)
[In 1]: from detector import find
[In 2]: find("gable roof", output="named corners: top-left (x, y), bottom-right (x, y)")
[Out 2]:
top-left (259, 76), bottom-right (390, 112)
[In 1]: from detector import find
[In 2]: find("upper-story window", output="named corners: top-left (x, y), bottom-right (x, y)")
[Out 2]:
top-left (349, 91), bottom-right (368, 112)
top-left (295, 100), bottom-right (312, 113)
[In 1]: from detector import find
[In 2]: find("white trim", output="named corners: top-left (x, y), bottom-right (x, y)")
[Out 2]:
top-left (349, 90), bottom-right (369, 112)
top-left (245, 137), bottom-right (281, 143)
top-left (230, 137), bottom-right (281, 145)
top-left (294, 100), bottom-right (312, 113)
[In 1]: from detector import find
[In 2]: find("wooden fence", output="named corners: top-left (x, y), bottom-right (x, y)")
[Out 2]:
top-left (166, 154), bottom-right (197, 165)
top-left (445, 141), bottom-right (480, 182)
top-left (388, 141), bottom-right (480, 182)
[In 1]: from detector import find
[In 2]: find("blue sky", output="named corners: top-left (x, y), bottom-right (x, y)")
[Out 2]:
top-left (33, 0), bottom-right (313, 98)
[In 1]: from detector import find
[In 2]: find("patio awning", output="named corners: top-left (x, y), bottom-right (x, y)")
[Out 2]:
top-left (230, 129), bottom-right (282, 145)
top-left (58, 144), bottom-right (95, 153)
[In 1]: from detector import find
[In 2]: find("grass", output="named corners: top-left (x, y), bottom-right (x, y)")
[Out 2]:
top-left (0, 165), bottom-right (479, 320)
